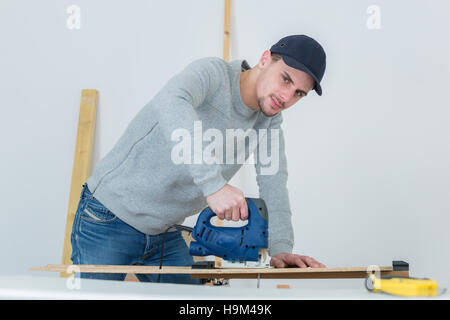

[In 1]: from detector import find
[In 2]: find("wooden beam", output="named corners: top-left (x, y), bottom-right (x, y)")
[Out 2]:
top-left (214, 0), bottom-right (232, 270)
top-left (31, 264), bottom-right (409, 280)
top-left (60, 89), bottom-right (98, 278)
top-left (222, 0), bottom-right (231, 62)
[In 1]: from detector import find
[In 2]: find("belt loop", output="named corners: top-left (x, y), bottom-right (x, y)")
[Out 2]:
top-left (81, 183), bottom-right (94, 200)
top-left (80, 183), bottom-right (87, 198)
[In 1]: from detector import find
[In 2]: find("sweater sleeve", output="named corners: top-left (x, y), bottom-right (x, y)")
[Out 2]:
top-left (151, 57), bottom-right (228, 197)
top-left (255, 113), bottom-right (294, 256)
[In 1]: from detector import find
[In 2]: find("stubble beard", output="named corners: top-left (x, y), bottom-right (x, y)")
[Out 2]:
top-left (257, 96), bottom-right (277, 118)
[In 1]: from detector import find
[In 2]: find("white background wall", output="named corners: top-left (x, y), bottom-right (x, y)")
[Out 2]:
top-left (1, 0), bottom-right (449, 290)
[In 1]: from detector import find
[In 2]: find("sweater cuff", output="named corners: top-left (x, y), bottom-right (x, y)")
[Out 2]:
top-left (269, 241), bottom-right (293, 257)
top-left (196, 172), bottom-right (227, 197)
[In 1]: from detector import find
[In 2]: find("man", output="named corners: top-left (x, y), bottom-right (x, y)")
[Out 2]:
top-left (70, 35), bottom-right (327, 284)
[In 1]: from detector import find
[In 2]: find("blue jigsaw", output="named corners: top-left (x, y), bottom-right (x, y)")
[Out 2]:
top-left (189, 198), bottom-right (269, 264)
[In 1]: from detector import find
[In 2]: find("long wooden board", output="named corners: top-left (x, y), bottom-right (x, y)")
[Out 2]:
top-left (213, 0), bottom-right (233, 270)
top-left (222, 0), bottom-right (231, 62)
top-left (30, 264), bottom-right (409, 279)
top-left (61, 90), bottom-right (98, 278)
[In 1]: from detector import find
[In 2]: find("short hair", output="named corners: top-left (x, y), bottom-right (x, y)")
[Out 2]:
top-left (270, 52), bottom-right (282, 62)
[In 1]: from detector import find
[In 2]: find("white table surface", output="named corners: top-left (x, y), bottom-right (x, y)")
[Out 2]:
top-left (0, 274), bottom-right (448, 300)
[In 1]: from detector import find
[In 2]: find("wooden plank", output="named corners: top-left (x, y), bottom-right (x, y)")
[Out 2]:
top-left (31, 264), bottom-right (409, 279)
top-left (60, 89), bottom-right (98, 278)
top-left (214, 0), bottom-right (232, 270)
top-left (193, 269), bottom-right (410, 279)
top-left (222, 0), bottom-right (231, 62)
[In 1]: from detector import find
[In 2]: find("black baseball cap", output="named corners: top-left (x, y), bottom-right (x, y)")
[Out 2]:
top-left (270, 35), bottom-right (326, 96)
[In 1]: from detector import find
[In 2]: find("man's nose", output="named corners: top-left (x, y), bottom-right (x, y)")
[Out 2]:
top-left (280, 87), bottom-right (297, 104)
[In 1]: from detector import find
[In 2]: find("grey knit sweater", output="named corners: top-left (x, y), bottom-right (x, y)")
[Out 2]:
top-left (86, 57), bottom-right (294, 256)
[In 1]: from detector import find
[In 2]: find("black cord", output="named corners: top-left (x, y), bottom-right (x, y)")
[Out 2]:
top-left (157, 224), bottom-right (193, 283)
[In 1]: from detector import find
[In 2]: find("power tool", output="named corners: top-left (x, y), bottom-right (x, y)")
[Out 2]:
top-left (188, 198), bottom-right (270, 268)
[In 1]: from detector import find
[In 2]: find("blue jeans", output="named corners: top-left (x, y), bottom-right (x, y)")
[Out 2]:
top-left (70, 183), bottom-right (201, 284)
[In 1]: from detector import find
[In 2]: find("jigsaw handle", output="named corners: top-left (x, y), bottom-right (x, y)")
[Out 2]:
top-left (199, 198), bottom-right (267, 225)
top-left (189, 198), bottom-right (268, 262)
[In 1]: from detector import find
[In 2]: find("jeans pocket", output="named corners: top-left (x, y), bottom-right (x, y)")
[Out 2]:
top-left (81, 198), bottom-right (117, 223)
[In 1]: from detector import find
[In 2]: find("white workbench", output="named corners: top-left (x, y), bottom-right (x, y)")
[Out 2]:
top-left (0, 275), bottom-right (448, 300)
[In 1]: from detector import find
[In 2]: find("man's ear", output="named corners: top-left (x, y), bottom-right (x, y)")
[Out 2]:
top-left (258, 50), bottom-right (272, 68)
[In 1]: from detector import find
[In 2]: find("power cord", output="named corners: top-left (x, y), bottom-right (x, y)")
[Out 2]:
top-left (157, 224), bottom-right (193, 283)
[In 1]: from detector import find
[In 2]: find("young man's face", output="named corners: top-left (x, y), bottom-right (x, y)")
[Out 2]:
top-left (255, 50), bottom-right (315, 117)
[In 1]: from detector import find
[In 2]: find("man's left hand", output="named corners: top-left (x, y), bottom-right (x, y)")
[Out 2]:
top-left (270, 253), bottom-right (326, 268)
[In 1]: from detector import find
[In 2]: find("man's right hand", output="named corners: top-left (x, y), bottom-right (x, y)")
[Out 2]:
top-left (206, 184), bottom-right (248, 221)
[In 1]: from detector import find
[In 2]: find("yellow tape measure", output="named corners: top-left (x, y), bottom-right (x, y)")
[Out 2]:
top-left (365, 274), bottom-right (438, 297)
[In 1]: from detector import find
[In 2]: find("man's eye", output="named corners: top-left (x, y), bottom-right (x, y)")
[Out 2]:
top-left (283, 76), bottom-right (289, 83)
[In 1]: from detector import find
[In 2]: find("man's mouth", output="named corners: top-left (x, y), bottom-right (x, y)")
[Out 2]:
top-left (270, 95), bottom-right (282, 109)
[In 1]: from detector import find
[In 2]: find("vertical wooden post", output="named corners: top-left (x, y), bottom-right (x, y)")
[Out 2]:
top-left (60, 89), bottom-right (98, 277)
top-left (214, 0), bottom-right (232, 269)
top-left (223, 0), bottom-right (231, 62)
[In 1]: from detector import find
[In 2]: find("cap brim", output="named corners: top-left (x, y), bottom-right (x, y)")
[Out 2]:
top-left (281, 55), bottom-right (322, 96)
